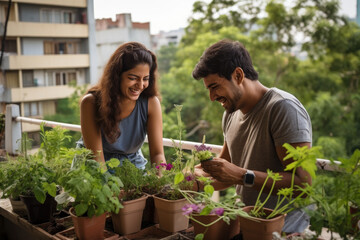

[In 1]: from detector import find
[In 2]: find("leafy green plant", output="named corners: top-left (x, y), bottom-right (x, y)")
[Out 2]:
top-left (250, 143), bottom-right (321, 219)
top-left (195, 135), bottom-right (214, 162)
top-left (3, 154), bottom-right (58, 204)
top-left (112, 158), bottom-right (146, 201)
top-left (1, 126), bottom-right (72, 203)
top-left (305, 149), bottom-right (360, 239)
top-left (56, 150), bottom-right (123, 217)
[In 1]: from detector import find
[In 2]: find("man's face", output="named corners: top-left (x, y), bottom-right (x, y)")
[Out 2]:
top-left (203, 74), bottom-right (242, 113)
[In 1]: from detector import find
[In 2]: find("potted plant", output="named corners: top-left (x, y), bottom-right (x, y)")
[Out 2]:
top-left (304, 149), bottom-right (360, 239)
top-left (55, 150), bottom-right (123, 240)
top-left (111, 158), bottom-right (148, 235)
top-left (178, 175), bottom-right (247, 240)
top-left (1, 126), bottom-right (72, 224)
top-left (0, 155), bottom-right (28, 216)
top-left (152, 104), bottom-right (193, 233)
top-left (239, 143), bottom-right (321, 240)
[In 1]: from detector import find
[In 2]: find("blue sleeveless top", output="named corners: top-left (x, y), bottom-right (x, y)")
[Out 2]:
top-left (76, 96), bottom-right (148, 170)
top-left (101, 97), bottom-right (148, 169)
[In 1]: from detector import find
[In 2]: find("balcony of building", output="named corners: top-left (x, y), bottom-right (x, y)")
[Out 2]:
top-left (5, 21), bottom-right (88, 38)
top-left (12, 0), bottom-right (87, 8)
top-left (1, 54), bottom-right (89, 70)
top-left (1, 85), bottom-right (76, 103)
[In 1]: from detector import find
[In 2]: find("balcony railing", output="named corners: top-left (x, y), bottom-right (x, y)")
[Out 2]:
top-left (4, 104), bottom-right (340, 171)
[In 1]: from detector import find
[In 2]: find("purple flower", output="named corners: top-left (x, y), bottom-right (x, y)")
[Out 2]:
top-left (195, 144), bottom-right (212, 152)
top-left (185, 174), bottom-right (194, 181)
top-left (166, 163), bottom-right (173, 170)
top-left (155, 165), bottom-right (160, 169)
top-left (210, 208), bottom-right (224, 216)
top-left (182, 204), bottom-right (204, 215)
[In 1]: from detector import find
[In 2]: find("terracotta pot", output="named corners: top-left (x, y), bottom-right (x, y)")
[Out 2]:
top-left (69, 207), bottom-right (106, 240)
top-left (9, 197), bottom-right (28, 217)
top-left (192, 214), bottom-right (240, 240)
top-left (111, 194), bottom-right (148, 235)
top-left (239, 206), bottom-right (285, 240)
top-left (153, 195), bottom-right (189, 233)
top-left (20, 194), bottom-right (57, 224)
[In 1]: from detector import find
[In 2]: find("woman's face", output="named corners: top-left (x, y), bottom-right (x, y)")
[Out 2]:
top-left (120, 63), bottom-right (150, 101)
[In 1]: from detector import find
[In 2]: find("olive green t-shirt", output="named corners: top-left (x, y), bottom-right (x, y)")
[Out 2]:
top-left (222, 87), bottom-right (312, 209)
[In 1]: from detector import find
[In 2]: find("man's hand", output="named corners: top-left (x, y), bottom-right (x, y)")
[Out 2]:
top-left (194, 163), bottom-right (211, 177)
top-left (201, 158), bottom-right (246, 185)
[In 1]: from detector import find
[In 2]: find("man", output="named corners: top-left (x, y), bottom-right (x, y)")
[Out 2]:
top-left (193, 39), bottom-right (312, 233)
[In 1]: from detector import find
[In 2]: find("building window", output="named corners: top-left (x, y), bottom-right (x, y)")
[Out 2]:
top-left (24, 102), bottom-right (42, 117)
top-left (0, 39), bottom-right (17, 53)
top-left (23, 71), bottom-right (36, 87)
top-left (44, 41), bottom-right (79, 55)
top-left (40, 8), bottom-right (75, 24)
top-left (46, 71), bottom-right (77, 86)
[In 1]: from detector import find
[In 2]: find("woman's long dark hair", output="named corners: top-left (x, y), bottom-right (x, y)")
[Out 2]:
top-left (87, 42), bottom-right (159, 143)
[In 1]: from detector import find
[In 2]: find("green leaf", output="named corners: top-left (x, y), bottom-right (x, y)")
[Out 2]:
top-left (43, 182), bottom-right (57, 197)
top-left (75, 203), bottom-right (88, 217)
top-left (195, 233), bottom-right (204, 240)
top-left (34, 186), bottom-right (46, 204)
top-left (174, 172), bottom-right (185, 185)
top-left (199, 206), bottom-right (212, 215)
top-left (102, 185), bottom-right (112, 198)
top-left (204, 184), bottom-right (214, 196)
top-left (107, 158), bottom-right (120, 169)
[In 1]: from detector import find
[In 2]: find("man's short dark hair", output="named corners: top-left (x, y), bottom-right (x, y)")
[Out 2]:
top-left (192, 39), bottom-right (258, 81)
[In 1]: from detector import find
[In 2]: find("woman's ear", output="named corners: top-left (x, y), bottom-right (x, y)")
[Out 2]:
top-left (232, 67), bottom-right (244, 85)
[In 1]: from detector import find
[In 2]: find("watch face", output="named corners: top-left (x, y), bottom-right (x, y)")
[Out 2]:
top-left (245, 172), bottom-right (255, 185)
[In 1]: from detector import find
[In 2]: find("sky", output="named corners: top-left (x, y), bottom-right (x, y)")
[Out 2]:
top-left (93, 0), bottom-right (357, 35)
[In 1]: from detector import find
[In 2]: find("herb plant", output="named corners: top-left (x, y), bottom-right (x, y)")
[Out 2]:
top-left (112, 158), bottom-right (146, 201)
top-left (305, 149), bottom-right (360, 239)
top-left (250, 143), bottom-right (321, 219)
top-left (56, 151), bottom-right (123, 217)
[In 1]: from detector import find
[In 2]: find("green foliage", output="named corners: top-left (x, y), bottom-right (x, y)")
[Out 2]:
top-left (306, 149), bottom-right (360, 239)
top-left (2, 155), bottom-right (58, 204)
top-left (39, 123), bottom-right (71, 161)
top-left (56, 151), bottom-right (123, 217)
top-left (316, 136), bottom-right (346, 160)
top-left (1, 127), bottom-right (73, 203)
top-left (251, 143), bottom-right (321, 219)
top-left (112, 159), bottom-right (146, 201)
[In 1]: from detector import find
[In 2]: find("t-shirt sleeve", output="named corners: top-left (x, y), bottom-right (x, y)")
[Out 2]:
top-left (270, 99), bottom-right (312, 146)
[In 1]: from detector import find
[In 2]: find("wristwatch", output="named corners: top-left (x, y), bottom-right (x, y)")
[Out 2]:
top-left (243, 170), bottom-right (255, 187)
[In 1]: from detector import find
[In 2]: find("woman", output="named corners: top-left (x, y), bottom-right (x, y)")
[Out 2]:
top-left (78, 42), bottom-right (166, 169)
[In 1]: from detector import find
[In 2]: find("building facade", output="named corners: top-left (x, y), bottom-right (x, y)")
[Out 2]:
top-left (0, 0), bottom-right (96, 143)
top-left (95, 13), bottom-right (151, 79)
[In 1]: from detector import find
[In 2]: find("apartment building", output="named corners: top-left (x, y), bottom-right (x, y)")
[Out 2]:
top-left (95, 13), bottom-right (151, 79)
top-left (0, 0), bottom-right (96, 144)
